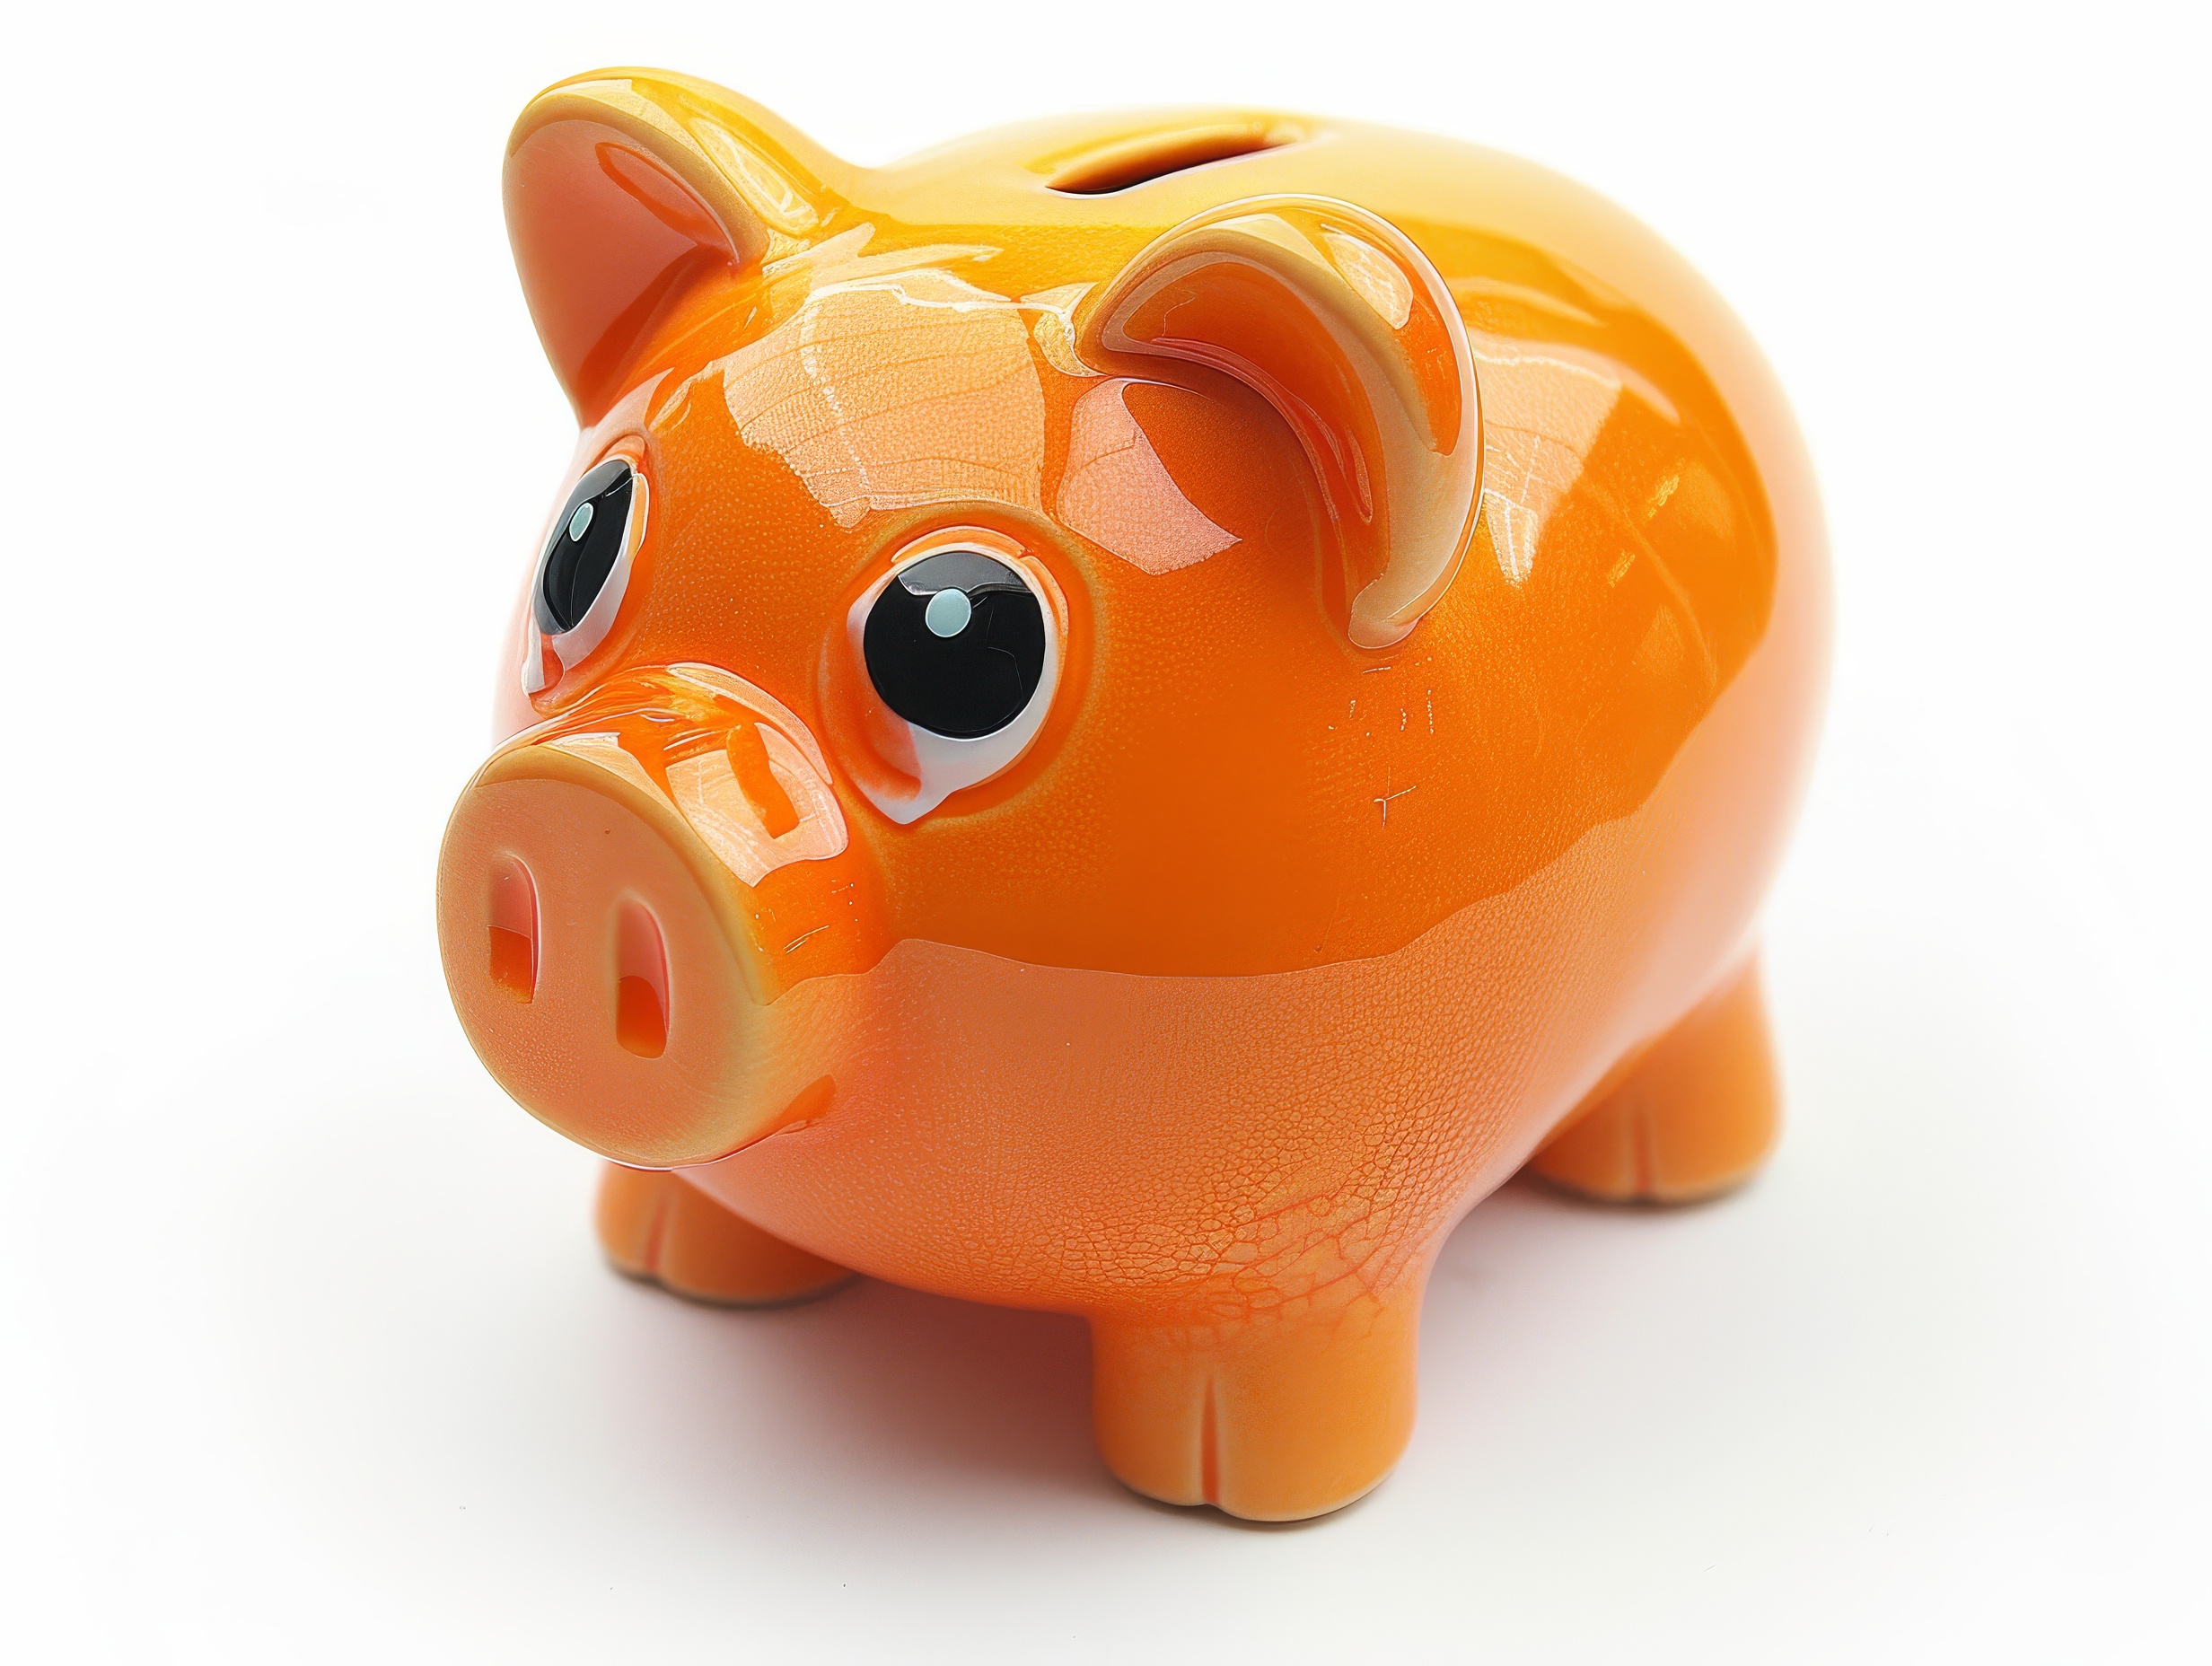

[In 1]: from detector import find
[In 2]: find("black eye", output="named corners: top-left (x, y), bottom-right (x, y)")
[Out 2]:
top-left (863, 551), bottom-right (1048, 739)
top-left (535, 459), bottom-right (635, 636)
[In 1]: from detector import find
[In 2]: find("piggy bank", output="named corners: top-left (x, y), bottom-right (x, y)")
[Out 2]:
top-left (436, 69), bottom-right (1828, 1521)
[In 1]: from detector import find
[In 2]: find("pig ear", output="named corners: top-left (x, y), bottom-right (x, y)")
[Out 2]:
top-left (1082, 197), bottom-right (1481, 649)
top-left (505, 73), bottom-right (848, 423)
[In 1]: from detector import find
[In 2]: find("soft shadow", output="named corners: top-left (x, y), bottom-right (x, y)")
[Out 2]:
top-left (198, 1016), bottom-right (1124, 1547)
top-left (1507, 1165), bottom-right (1765, 1215)
top-left (599, 1264), bottom-right (1110, 1513)
top-left (1122, 1479), bottom-right (1386, 1533)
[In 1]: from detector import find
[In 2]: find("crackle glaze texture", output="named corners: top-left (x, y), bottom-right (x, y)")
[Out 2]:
top-left (434, 69), bottom-right (1829, 1521)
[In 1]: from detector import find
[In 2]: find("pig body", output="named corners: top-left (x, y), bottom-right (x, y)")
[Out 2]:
top-left (438, 70), bottom-right (1828, 1521)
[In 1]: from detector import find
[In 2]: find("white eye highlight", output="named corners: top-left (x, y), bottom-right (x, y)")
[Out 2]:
top-left (924, 588), bottom-right (973, 637)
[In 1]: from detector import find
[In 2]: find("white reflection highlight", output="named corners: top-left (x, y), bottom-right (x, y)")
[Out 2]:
top-left (1058, 379), bottom-right (1236, 574)
top-left (1469, 333), bottom-right (1626, 585)
top-left (701, 266), bottom-right (1046, 529)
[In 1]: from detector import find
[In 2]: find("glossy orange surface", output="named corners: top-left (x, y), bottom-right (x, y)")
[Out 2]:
top-left (435, 69), bottom-right (1829, 1520)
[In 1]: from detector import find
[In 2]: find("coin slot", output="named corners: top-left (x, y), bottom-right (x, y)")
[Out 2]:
top-left (1048, 124), bottom-right (1290, 195)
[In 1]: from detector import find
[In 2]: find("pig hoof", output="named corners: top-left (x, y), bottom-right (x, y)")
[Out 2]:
top-left (595, 1164), bottom-right (855, 1307)
top-left (1530, 959), bottom-right (1780, 1205)
top-left (1089, 1292), bottom-right (1421, 1522)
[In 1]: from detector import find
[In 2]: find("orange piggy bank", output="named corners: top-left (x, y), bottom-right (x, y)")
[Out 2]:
top-left (436, 69), bottom-right (1829, 1521)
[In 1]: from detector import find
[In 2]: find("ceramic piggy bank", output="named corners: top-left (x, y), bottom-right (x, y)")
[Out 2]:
top-left (435, 69), bottom-right (1828, 1521)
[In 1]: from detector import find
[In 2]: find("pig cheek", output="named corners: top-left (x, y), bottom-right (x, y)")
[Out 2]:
top-left (814, 620), bottom-right (922, 802)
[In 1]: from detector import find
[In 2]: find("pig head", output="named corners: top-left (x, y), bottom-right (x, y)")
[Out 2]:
top-left (435, 73), bottom-right (1490, 1170)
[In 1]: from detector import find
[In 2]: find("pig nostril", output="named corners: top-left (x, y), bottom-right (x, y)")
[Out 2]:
top-left (488, 858), bottom-right (539, 1001)
top-left (616, 978), bottom-right (665, 1057)
top-left (615, 899), bottom-right (669, 1058)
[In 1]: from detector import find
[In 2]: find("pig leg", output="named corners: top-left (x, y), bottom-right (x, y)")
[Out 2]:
top-left (1089, 1282), bottom-right (1423, 1521)
top-left (1529, 958), bottom-right (1779, 1203)
top-left (594, 1164), bottom-right (855, 1305)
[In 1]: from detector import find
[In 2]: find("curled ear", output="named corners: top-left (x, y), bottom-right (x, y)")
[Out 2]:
top-left (1082, 197), bottom-right (1481, 650)
top-left (505, 72), bottom-right (849, 423)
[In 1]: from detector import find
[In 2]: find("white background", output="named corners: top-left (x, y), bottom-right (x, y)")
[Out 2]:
top-left (4, 2), bottom-right (2207, 1659)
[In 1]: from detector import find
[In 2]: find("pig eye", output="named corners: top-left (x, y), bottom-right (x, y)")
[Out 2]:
top-left (533, 459), bottom-right (637, 642)
top-left (863, 550), bottom-right (1049, 738)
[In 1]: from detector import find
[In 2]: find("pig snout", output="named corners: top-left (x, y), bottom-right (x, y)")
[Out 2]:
top-left (434, 665), bottom-right (860, 1167)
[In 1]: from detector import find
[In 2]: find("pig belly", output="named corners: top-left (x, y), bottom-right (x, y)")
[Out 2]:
top-left (684, 635), bottom-right (1799, 1322)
